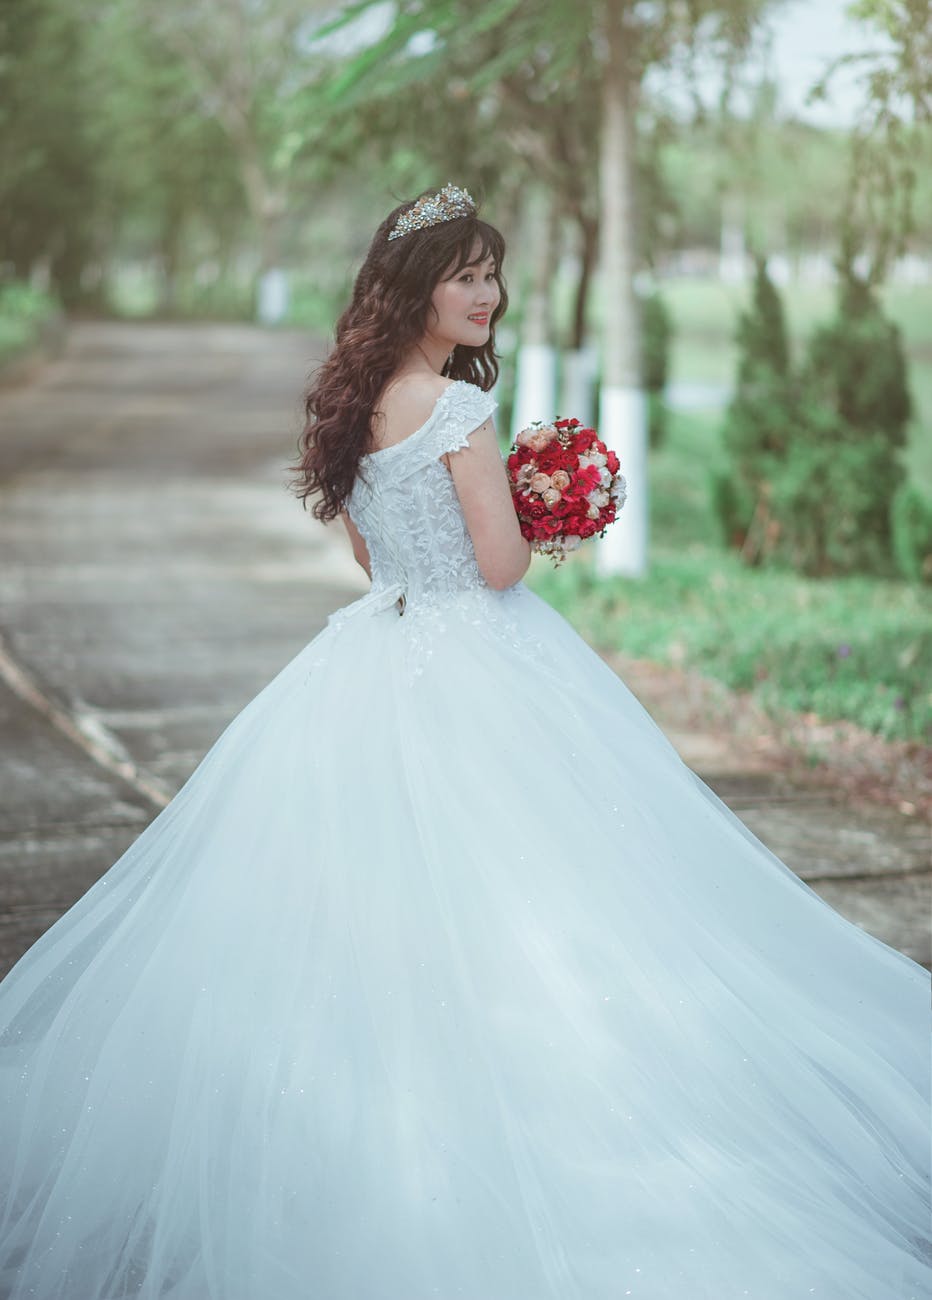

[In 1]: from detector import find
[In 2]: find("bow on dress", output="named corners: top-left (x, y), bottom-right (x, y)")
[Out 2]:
top-left (326, 583), bottom-right (406, 630)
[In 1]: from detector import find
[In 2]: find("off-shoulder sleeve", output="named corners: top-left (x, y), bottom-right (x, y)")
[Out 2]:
top-left (425, 381), bottom-right (498, 459)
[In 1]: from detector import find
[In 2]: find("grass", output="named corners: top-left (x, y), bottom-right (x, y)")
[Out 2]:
top-left (528, 275), bottom-right (932, 743)
top-left (528, 543), bottom-right (932, 743)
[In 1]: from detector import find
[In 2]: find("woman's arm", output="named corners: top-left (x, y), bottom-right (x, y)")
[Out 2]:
top-left (444, 419), bottom-right (531, 590)
top-left (340, 509), bottom-right (372, 580)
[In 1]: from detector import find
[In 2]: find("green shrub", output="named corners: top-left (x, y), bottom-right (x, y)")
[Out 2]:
top-left (805, 272), bottom-right (911, 437)
top-left (892, 484), bottom-right (932, 583)
top-left (794, 268), bottom-right (911, 571)
top-left (714, 258), bottom-right (793, 556)
top-left (735, 255), bottom-right (790, 381)
top-left (715, 260), bottom-right (913, 577)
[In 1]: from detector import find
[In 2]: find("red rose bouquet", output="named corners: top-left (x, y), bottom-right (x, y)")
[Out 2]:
top-left (506, 418), bottom-right (627, 566)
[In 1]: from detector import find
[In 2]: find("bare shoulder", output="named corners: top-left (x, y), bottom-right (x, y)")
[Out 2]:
top-left (371, 373), bottom-right (457, 451)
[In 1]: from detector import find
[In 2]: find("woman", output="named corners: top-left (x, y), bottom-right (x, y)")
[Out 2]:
top-left (0, 184), bottom-right (929, 1300)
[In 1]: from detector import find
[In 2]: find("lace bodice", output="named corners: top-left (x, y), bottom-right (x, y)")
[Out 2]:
top-left (317, 380), bottom-right (549, 681)
top-left (346, 379), bottom-right (496, 607)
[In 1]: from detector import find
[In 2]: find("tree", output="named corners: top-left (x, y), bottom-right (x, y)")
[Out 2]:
top-left (117, 0), bottom-right (342, 318)
top-left (0, 0), bottom-right (106, 302)
top-left (90, 3), bottom-right (250, 316)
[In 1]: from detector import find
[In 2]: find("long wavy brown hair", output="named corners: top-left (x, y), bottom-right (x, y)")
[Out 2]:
top-left (291, 189), bottom-right (509, 521)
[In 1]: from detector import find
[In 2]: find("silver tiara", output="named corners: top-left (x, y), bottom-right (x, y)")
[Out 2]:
top-left (387, 182), bottom-right (477, 241)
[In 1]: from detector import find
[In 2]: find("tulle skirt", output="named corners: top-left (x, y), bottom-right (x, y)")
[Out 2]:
top-left (1, 582), bottom-right (929, 1299)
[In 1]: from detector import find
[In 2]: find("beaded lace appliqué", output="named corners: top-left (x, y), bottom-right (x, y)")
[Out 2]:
top-left (308, 381), bottom-right (549, 684)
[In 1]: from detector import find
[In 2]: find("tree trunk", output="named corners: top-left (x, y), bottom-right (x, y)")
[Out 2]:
top-left (596, 0), bottom-right (648, 577)
top-left (571, 214), bottom-right (597, 352)
top-left (560, 211), bottom-right (599, 426)
top-left (511, 188), bottom-right (559, 442)
top-left (156, 203), bottom-right (184, 316)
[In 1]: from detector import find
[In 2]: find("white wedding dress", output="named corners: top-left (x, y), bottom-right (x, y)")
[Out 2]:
top-left (0, 380), bottom-right (929, 1300)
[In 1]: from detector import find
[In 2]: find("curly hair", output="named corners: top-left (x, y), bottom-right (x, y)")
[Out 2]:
top-left (291, 189), bottom-right (508, 521)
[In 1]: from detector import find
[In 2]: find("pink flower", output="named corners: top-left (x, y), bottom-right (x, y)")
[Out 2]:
top-left (517, 423), bottom-right (558, 454)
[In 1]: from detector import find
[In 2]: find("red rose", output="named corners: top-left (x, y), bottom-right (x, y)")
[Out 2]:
top-left (554, 449), bottom-right (575, 473)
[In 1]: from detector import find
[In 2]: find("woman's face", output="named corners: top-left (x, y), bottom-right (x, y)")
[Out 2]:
top-left (426, 240), bottom-right (501, 351)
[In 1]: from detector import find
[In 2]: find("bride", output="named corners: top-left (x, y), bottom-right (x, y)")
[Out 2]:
top-left (0, 184), bottom-right (929, 1300)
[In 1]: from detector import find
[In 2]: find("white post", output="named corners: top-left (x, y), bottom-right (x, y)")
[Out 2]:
top-left (720, 194), bottom-right (747, 284)
top-left (560, 345), bottom-right (598, 426)
top-left (510, 190), bottom-right (559, 439)
top-left (595, 384), bottom-right (648, 577)
top-left (257, 268), bottom-right (289, 325)
top-left (596, 0), bottom-right (647, 576)
top-left (512, 343), bottom-right (558, 439)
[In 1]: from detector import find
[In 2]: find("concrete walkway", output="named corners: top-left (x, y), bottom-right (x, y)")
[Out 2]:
top-left (0, 322), bottom-right (928, 977)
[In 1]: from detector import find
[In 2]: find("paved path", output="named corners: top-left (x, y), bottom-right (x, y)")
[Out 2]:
top-left (0, 322), bottom-right (366, 973)
top-left (0, 322), bottom-right (927, 979)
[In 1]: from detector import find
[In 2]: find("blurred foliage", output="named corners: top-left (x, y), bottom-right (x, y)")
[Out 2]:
top-left (715, 258), bottom-right (914, 576)
top-left (713, 256), bottom-right (793, 549)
